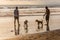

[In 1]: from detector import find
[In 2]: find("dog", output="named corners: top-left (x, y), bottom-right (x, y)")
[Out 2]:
top-left (35, 19), bottom-right (43, 29)
top-left (24, 20), bottom-right (28, 33)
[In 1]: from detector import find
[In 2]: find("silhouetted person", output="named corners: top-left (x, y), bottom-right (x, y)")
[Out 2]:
top-left (14, 7), bottom-right (20, 35)
top-left (24, 20), bottom-right (28, 33)
top-left (35, 19), bottom-right (43, 30)
top-left (43, 6), bottom-right (50, 31)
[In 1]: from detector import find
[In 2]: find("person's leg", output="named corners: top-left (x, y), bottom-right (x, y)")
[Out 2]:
top-left (42, 21), bottom-right (43, 29)
top-left (17, 18), bottom-right (19, 25)
top-left (14, 18), bottom-right (16, 26)
top-left (14, 18), bottom-right (17, 35)
top-left (17, 18), bottom-right (20, 35)
top-left (46, 20), bottom-right (49, 31)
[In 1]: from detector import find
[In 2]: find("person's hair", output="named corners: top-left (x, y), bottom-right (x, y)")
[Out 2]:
top-left (16, 7), bottom-right (18, 9)
top-left (45, 6), bottom-right (48, 9)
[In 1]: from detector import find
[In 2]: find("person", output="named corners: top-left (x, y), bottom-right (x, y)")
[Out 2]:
top-left (24, 20), bottom-right (28, 33)
top-left (43, 6), bottom-right (50, 31)
top-left (14, 7), bottom-right (20, 35)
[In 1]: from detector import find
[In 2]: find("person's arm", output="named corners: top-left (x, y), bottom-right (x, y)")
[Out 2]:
top-left (18, 10), bottom-right (19, 17)
top-left (43, 9), bottom-right (47, 18)
top-left (43, 13), bottom-right (46, 16)
top-left (14, 10), bottom-right (15, 17)
top-left (43, 12), bottom-right (46, 18)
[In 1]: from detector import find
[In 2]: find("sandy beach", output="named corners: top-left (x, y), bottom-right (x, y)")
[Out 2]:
top-left (5, 29), bottom-right (60, 40)
top-left (0, 0), bottom-right (60, 40)
top-left (0, 14), bottom-right (60, 40)
top-left (0, 8), bottom-right (60, 40)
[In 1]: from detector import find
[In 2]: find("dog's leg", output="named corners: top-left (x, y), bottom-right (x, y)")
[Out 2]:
top-left (41, 23), bottom-right (43, 29)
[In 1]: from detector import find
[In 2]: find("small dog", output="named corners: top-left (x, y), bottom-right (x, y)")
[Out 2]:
top-left (35, 19), bottom-right (43, 29)
top-left (24, 20), bottom-right (28, 33)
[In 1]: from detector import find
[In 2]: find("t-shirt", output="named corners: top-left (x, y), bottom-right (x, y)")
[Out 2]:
top-left (14, 9), bottom-right (19, 17)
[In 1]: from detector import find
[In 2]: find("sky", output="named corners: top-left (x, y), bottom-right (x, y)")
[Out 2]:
top-left (0, 0), bottom-right (60, 6)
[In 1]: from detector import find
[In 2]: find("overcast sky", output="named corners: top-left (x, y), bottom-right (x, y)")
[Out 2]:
top-left (0, 0), bottom-right (60, 6)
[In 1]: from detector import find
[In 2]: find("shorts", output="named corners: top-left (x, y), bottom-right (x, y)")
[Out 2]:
top-left (46, 16), bottom-right (49, 20)
top-left (14, 16), bottom-right (19, 19)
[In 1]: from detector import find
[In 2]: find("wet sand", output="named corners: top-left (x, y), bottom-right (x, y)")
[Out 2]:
top-left (0, 14), bottom-right (60, 39)
top-left (5, 29), bottom-right (60, 40)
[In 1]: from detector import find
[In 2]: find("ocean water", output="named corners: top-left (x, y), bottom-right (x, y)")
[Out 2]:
top-left (0, 8), bottom-right (60, 39)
